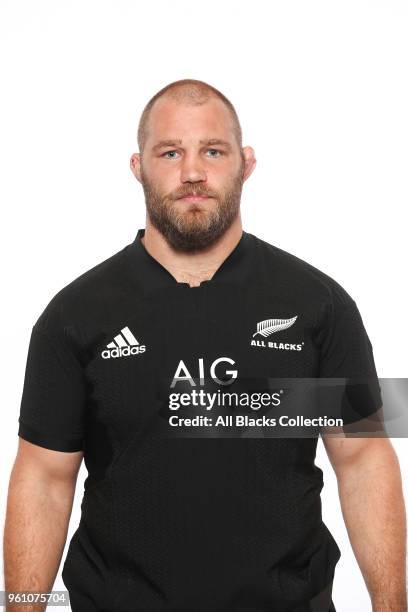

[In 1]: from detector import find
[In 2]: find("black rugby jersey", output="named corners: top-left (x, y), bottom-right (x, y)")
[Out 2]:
top-left (18, 229), bottom-right (382, 612)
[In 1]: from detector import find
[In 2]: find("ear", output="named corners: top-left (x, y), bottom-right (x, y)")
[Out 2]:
top-left (130, 152), bottom-right (142, 183)
top-left (241, 146), bottom-right (257, 182)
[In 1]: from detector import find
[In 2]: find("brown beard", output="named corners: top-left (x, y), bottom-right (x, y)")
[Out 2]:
top-left (140, 164), bottom-right (244, 252)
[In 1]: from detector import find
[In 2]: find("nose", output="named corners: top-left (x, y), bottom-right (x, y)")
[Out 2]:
top-left (179, 152), bottom-right (207, 184)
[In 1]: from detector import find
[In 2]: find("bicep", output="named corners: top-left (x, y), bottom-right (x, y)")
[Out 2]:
top-left (14, 438), bottom-right (83, 484)
top-left (322, 434), bottom-right (395, 477)
top-left (17, 325), bottom-right (87, 454)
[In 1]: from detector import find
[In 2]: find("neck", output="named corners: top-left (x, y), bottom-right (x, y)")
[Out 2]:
top-left (141, 215), bottom-right (243, 287)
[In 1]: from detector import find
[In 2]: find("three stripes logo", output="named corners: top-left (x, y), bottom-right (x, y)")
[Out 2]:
top-left (101, 326), bottom-right (146, 359)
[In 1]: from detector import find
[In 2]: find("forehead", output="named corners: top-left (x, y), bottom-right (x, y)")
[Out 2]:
top-left (145, 96), bottom-right (236, 145)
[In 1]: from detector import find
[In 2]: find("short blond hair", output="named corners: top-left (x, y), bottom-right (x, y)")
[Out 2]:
top-left (137, 79), bottom-right (243, 153)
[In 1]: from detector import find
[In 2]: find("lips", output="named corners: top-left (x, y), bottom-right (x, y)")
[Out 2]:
top-left (177, 194), bottom-right (213, 202)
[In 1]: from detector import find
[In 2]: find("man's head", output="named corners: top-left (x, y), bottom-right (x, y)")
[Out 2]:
top-left (130, 79), bottom-right (256, 251)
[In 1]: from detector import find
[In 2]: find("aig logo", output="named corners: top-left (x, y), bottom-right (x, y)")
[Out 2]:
top-left (170, 357), bottom-right (237, 388)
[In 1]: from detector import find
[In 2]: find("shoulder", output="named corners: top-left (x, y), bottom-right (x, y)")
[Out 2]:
top-left (33, 244), bottom-right (133, 335)
top-left (250, 232), bottom-right (356, 313)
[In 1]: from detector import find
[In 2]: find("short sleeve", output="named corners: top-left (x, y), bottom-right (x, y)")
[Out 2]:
top-left (18, 324), bottom-right (87, 452)
top-left (317, 298), bottom-right (383, 424)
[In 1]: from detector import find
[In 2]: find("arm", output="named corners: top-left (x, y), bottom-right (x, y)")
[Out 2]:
top-left (3, 439), bottom-right (83, 611)
top-left (322, 433), bottom-right (407, 611)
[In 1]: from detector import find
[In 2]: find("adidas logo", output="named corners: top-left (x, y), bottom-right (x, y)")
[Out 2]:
top-left (101, 326), bottom-right (146, 359)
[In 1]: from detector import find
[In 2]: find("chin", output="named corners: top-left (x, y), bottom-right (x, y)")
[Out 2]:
top-left (179, 208), bottom-right (210, 223)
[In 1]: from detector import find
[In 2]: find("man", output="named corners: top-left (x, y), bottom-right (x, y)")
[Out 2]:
top-left (4, 79), bottom-right (406, 612)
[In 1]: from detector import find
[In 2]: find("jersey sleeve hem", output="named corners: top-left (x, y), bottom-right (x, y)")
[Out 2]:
top-left (18, 419), bottom-right (83, 452)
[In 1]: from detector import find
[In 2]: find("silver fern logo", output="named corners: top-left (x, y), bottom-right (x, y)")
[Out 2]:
top-left (253, 316), bottom-right (298, 338)
top-left (251, 316), bottom-right (303, 351)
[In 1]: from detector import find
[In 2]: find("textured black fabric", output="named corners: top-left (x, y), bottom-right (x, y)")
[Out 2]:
top-left (17, 229), bottom-right (381, 611)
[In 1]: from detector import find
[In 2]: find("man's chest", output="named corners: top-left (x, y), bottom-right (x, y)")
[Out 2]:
top-left (83, 283), bottom-right (321, 436)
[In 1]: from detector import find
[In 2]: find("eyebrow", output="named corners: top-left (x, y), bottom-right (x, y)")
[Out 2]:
top-left (152, 138), bottom-right (233, 152)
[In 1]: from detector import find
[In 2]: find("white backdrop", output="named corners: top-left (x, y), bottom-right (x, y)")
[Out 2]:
top-left (1, 2), bottom-right (407, 610)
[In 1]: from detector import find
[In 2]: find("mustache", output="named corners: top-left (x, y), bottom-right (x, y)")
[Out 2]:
top-left (171, 185), bottom-right (218, 200)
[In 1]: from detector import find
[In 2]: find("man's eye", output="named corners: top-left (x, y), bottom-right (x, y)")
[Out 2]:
top-left (162, 151), bottom-right (179, 159)
top-left (207, 149), bottom-right (222, 157)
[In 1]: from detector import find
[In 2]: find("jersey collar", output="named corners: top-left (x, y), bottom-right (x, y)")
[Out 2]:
top-left (125, 227), bottom-right (255, 293)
